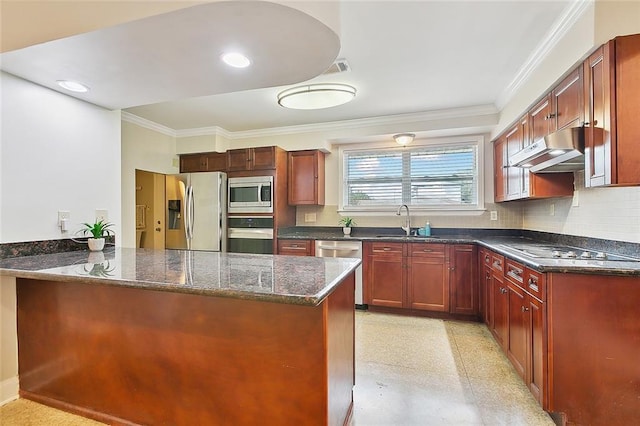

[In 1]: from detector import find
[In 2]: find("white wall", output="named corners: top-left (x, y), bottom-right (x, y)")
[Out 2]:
top-left (0, 71), bottom-right (121, 403)
top-left (121, 121), bottom-right (178, 248)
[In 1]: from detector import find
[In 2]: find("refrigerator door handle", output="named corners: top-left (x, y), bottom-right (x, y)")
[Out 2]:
top-left (185, 185), bottom-right (193, 241)
top-left (189, 186), bottom-right (195, 237)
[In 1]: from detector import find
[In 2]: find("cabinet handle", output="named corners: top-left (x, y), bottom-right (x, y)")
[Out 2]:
top-left (500, 287), bottom-right (507, 294)
top-left (544, 113), bottom-right (556, 120)
top-left (450, 266), bottom-right (456, 271)
top-left (528, 278), bottom-right (539, 291)
top-left (422, 249), bottom-right (433, 252)
top-left (383, 247), bottom-right (391, 251)
top-left (521, 306), bottom-right (529, 312)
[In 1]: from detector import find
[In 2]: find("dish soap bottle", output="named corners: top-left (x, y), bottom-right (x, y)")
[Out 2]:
top-left (424, 222), bottom-right (431, 237)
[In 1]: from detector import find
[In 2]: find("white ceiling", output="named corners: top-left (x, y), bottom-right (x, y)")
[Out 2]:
top-left (1, 1), bottom-right (572, 133)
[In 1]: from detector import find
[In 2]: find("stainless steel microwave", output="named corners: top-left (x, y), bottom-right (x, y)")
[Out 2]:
top-left (228, 176), bottom-right (273, 213)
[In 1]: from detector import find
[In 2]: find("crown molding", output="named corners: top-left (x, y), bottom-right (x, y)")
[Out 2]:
top-left (121, 111), bottom-right (176, 137)
top-left (175, 126), bottom-right (233, 139)
top-left (228, 104), bottom-right (498, 139)
top-left (495, 0), bottom-right (593, 109)
top-left (122, 104), bottom-right (498, 141)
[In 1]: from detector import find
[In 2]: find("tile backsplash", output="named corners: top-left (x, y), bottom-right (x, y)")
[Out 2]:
top-left (296, 202), bottom-right (523, 230)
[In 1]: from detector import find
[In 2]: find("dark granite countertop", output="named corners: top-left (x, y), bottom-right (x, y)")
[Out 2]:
top-left (279, 227), bottom-right (640, 277)
top-left (0, 248), bottom-right (361, 306)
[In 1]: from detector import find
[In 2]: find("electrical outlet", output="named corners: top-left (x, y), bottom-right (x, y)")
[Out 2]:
top-left (96, 209), bottom-right (108, 222)
top-left (490, 211), bottom-right (498, 221)
top-left (58, 210), bottom-right (70, 233)
top-left (550, 203), bottom-right (555, 216)
top-left (304, 213), bottom-right (316, 223)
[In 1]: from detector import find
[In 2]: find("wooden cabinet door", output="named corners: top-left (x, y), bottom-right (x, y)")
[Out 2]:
top-left (493, 137), bottom-right (506, 202)
top-left (366, 243), bottom-right (404, 308)
top-left (506, 282), bottom-right (527, 380)
top-left (205, 152), bottom-right (227, 172)
top-left (408, 244), bottom-right (448, 312)
top-left (552, 67), bottom-right (583, 131)
top-left (277, 239), bottom-right (313, 256)
top-left (528, 95), bottom-right (553, 143)
top-left (504, 123), bottom-right (524, 200)
top-left (180, 154), bottom-right (207, 172)
top-left (528, 295), bottom-right (546, 407)
top-left (251, 146), bottom-right (276, 170)
top-left (227, 149), bottom-right (251, 171)
top-left (491, 272), bottom-right (508, 349)
top-left (288, 150), bottom-right (325, 205)
top-left (448, 245), bottom-right (477, 315)
top-left (583, 44), bottom-right (613, 187)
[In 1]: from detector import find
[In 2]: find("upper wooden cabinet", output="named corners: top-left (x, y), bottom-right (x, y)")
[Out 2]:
top-left (551, 67), bottom-right (583, 131)
top-left (288, 150), bottom-right (325, 206)
top-left (583, 34), bottom-right (640, 187)
top-left (494, 114), bottom-right (573, 203)
top-left (180, 152), bottom-right (227, 173)
top-left (493, 137), bottom-right (507, 202)
top-left (227, 146), bottom-right (278, 171)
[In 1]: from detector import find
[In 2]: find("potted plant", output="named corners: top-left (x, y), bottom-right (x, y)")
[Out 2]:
top-left (82, 219), bottom-right (114, 251)
top-left (339, 217), bottom-right (356, 236)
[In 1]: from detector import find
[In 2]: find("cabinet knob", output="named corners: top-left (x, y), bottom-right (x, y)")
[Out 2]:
top-left (500, 287), bottom-right (507, 294)
top-left (155, 227), bottom-right (161, 232)
top-left (521, 306), bottom-right (529, 312)
top-left (544, 113), bottom-right (556, 120)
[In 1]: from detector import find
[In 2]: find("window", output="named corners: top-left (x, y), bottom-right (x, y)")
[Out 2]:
top-left (339, 136), bottom-right (484, 212)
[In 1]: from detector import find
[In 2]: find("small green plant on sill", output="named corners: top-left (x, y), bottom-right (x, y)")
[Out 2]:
top-left (339, 217), bottom-right (356, 228)
top-left (82, 219), bottom-right (114, 239)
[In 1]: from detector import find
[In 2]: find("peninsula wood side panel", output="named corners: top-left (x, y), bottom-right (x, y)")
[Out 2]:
top-left (17, 277), bottom-right (355, 426)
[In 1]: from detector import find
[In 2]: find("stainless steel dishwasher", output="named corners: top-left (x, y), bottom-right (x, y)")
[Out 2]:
top-left (315, 240), bottom-right (364, 308)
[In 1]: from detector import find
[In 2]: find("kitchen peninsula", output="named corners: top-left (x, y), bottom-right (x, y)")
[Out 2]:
top-left (0, 248), bottom-right (360, 425)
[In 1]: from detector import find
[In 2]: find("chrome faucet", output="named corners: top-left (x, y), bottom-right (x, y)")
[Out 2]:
top-left (396, 204), bottom-right (411, 236)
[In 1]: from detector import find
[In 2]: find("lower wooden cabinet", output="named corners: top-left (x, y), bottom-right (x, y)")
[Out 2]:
top-left (364, 242), bottom-right (477, 317)
top-left (481, 248), bottom-right (547, 409)
top-left (366, 242), bottom-right (404, 308)
top-left (408, 244), bottom-right (448, 311)
top-left (277, 239), bottom-right (314, 256)
top-left (449, 245), bottom-right (477, 315)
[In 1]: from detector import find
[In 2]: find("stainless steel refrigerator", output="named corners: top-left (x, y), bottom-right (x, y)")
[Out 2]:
top-left (165, 172), bottom-right (227, 251)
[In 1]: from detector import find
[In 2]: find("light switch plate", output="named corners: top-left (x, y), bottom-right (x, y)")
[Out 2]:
top-left (549, 203), bottom-right (555, 216)
top-left (490, 211), bottom-right (498, 221)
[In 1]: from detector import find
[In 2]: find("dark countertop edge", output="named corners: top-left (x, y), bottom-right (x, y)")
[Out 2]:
top-left (280, 228), bottom-right (640, 276)
top-left (0, 261), bottom-right (362, 307)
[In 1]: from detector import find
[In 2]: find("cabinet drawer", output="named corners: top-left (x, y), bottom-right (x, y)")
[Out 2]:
top-left (409, 243), bottom-right (446, 257)
top-left (524, 268), bottom-right (546, 301)
top-left (505, 259), bottom-right (525, 286)
top-left (480, 249), bottom-right (492, 267)
top-left (491, 253), bottom-right (505, 273)
top-left (367, 242), bottom-right (403, 256)
top-left (277, 239), bottom-right (313, 256)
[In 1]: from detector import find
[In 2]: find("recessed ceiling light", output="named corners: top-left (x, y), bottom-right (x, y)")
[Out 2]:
top-left (57, 80), bottom-right (89, 93)
top-left (221, 52), bottom-right (251, 68)
top-left (277, 83), bottom-right (356, 110)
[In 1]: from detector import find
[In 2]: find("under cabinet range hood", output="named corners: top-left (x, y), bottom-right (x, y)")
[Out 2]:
top-left (508, 127), bottom-right (585, 173)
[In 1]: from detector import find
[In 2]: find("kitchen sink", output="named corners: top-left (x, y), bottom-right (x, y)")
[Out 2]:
top-left (373, 234), bottom-right (441, 240)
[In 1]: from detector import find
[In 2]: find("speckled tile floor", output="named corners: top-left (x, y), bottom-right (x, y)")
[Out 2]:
top-left (352, 312), bottom-right (554, 426)
top-left (1, 312), bottom-right (553, 425)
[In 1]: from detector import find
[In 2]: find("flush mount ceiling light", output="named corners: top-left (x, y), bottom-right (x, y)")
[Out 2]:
top-left (277, 83), bottom-right (356, 110)
top-left (57, 80), bottom-right (89, 93)
top-left (221, 52), bottom-right (251, 68)
top-left (394, 133), bottom-right (415, 146)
